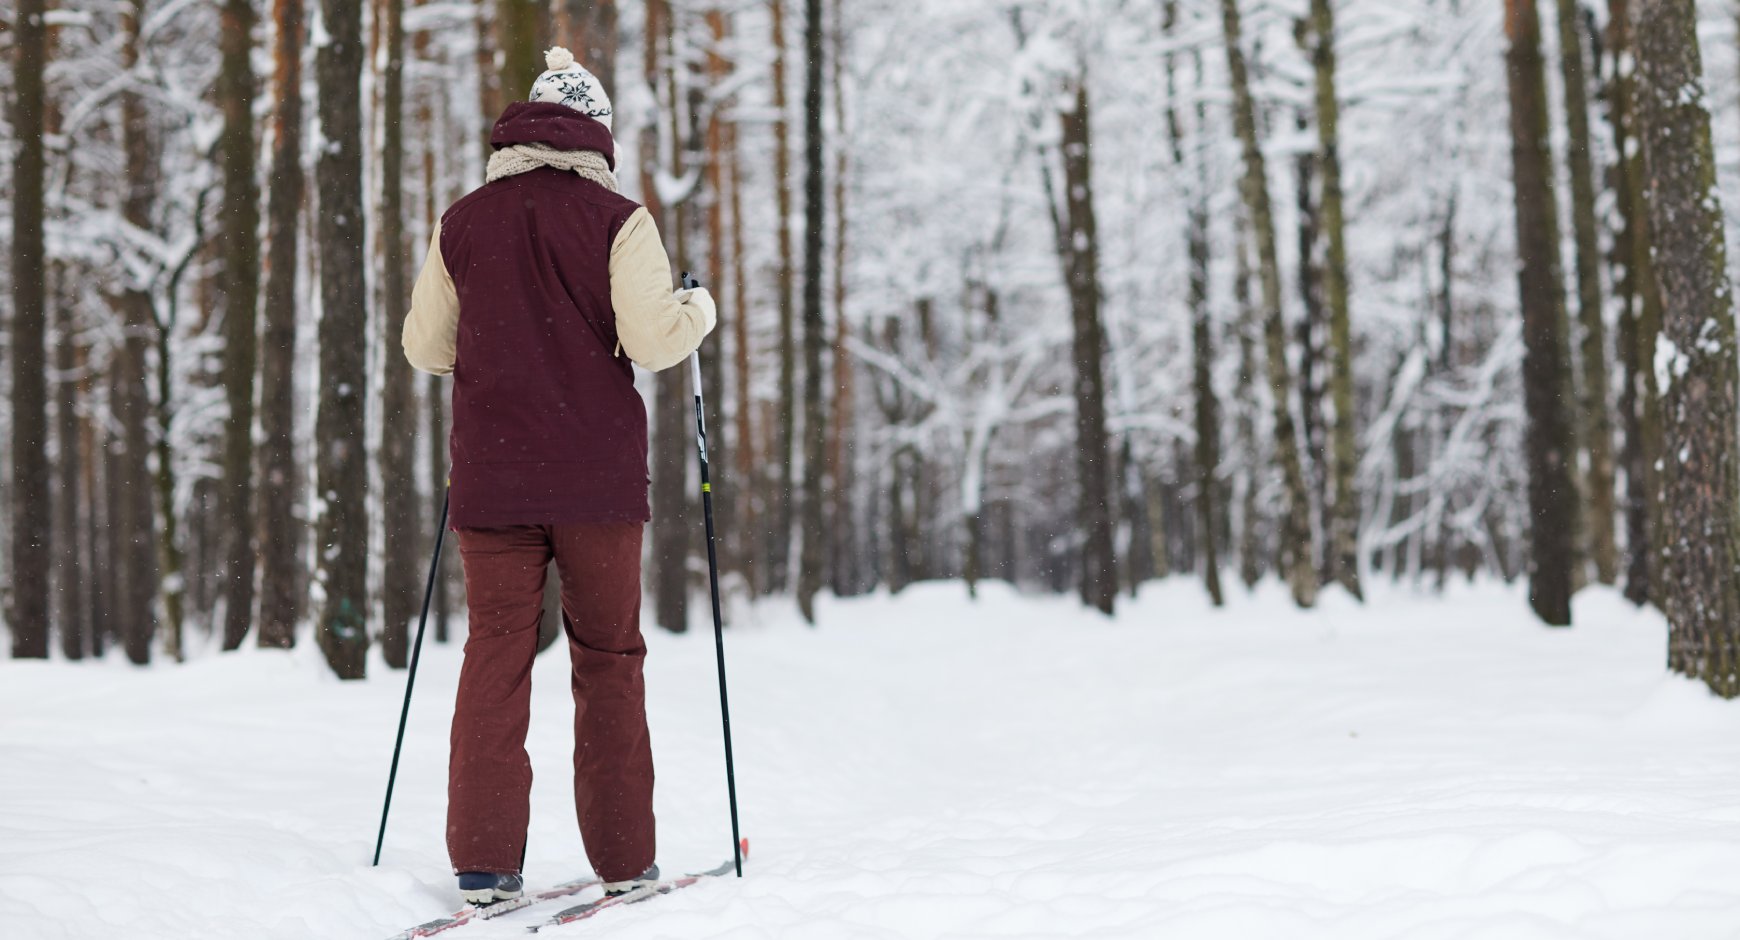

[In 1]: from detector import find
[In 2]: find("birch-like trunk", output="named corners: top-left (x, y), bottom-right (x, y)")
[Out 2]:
top-left (1220, 0), bottom-right (1318, 608)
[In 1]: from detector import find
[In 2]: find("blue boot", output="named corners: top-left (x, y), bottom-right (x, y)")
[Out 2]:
top-left (457, 871), bottom-right (524, 906)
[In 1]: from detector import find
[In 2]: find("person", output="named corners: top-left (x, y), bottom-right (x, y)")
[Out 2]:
top-left (402, 45), bottom-right (717, 906)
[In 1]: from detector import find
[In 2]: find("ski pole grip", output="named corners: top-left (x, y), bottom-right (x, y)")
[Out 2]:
top-left (681, 272), bottom-right (704, 389)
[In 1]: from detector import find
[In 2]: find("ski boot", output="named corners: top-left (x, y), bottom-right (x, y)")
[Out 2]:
top-left (603, 863), bottom-right (661, 897)
top-left (457, 871), bottom-right (524, 906)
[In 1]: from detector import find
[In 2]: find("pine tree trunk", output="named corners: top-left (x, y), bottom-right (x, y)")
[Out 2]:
top-left (52, 266), bottom-right (86, 659)
top-left (1504, 0), bottom-right (1579, 626)
top-left (1220, 0), bottom-right (1318, 608)
top-left (1605, 0), bottom-right (1662, 607)
top-left (115, 0), bottom-right (161, 665)
top-left (218, 0), bottom-right (261, 649)
top-left (769, 0), bottom-right (797, 595)
top-left (258, 0), bottom-right (305, 649)
top-left (10, 0), bottom-right (50, 659)
top-left (378, 0), bottom-right (417, 667)
top-left (705, 6), bottom-right (732, 581)
top-left (796, 0), bottom-right (828, 622)
top-left (1308, 0), bottom-right (1363, 600)
top-left (827, 0), bottom-right (854, 597)
top-left (1555, 0), bottom-right (1618, 586)
top-left (497, 0), bottom-right (546, 100)
top-left (559, 0), bottom-right (616, 96)
top-left (1164, 0), bottom-right (1223, 606)
top-left (645, 0), bottom-right (691, 634)
top-left (1056, 80), bottom-right (1117, 616)
top-left (729, 116), bottom-right (757, 591)
top-left (1233, 211), bottom-right (1265, 590)
top-left (1631, 0), bottom-right (1740, 696)
top-left (315, 0), bottom-right (371, 678)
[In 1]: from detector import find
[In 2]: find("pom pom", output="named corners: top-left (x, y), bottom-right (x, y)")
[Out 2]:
top-left (544, 47), bottom-right (576, 72)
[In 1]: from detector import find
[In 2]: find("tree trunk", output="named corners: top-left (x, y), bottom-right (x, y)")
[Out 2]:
top-left (1220, 0), bottom-right (1317, 608)
top-left (1553, 0), bottom-right (1619, 586)
top-left (115, 0), bottom-right (161, 665)
top-left (1504, 0), bottom-right (1578, 626)
top-left (729, 114), bottom-right (756, 592)
top-left (10, 0), bottom-right (50, 659)
top-left (258, 0), bottom-right (305, 650)
top-left (828, 0), bottom-right (854, 597)
top-left (1605, 0), bottom-right (1663, 607)
top-left (377, 0), bottom-right (419, 667)
top-left (315, 0), bottom-right (371, 678)
top-left (1308, 0), bottom-right (1363, 600)
top-left (52, 266), bottom-right (86, 659)
top-left (1631, 0), bottom-right (1740, 696)
top-left (769, 0), bottom-right (797, 595)
top-left (1164, 0), bottom-right (1222, 606)
top-left (558, 0), bottom-right (616, 97)
top-left (645, 0), bottom-right (691, 634)
top-left (796, 0), bottom-right (827, 622)
top-left (1055, 79), bottom-right (1117, 615)
top-left (1233, 210), bottom-right (1265, 590)
top-left (497, 0), bottom-right (546, 101)
top-left (704, 6), bottom-right (732, 582)
top-left (217, 0), bottom-right (261, 649)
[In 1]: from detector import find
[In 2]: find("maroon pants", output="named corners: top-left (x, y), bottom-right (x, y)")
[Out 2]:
top-left (447, 522), bottom-right (656, 881)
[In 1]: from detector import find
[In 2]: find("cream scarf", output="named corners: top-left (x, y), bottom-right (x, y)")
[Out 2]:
top-left (485, 143), bottom-right (619, 192)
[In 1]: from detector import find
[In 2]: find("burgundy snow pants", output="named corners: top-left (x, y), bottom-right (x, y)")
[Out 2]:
top-left (447, 522), bottom-right (656, 882)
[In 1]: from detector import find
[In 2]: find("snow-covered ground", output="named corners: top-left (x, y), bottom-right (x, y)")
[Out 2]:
top-left (5, 579), bottom-right (1740, 939)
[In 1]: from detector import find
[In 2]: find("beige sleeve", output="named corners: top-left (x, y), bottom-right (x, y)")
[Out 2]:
top-left (610, 207), bottom-right (718, 372)
top-left (403, 222), bottom-right (460, 376)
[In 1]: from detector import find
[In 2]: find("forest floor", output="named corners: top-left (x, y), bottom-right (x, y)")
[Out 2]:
top-left (5, 577), bottom-right (1740, 939)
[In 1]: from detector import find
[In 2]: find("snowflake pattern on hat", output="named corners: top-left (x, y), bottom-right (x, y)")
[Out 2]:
top-left (530, 47), bottom-right (614, 130)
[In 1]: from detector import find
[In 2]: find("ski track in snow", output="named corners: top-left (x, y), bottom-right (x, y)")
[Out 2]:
top-left (5, 580), bottom-right (1740, 939)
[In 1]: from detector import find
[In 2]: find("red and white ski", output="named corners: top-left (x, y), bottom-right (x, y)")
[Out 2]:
top-left (526, 840), bottom-right (748, 934)
top-left (385, 876), bottom-right (602, 940)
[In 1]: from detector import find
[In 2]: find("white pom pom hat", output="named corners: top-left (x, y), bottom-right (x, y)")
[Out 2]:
top-left (529, 47), bottom-right (614, 131)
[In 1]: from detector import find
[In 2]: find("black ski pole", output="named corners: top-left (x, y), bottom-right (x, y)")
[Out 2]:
top-left (682, 272), bottom-right (743, 877)
top-left (372, 487), bottom-right (451, 866)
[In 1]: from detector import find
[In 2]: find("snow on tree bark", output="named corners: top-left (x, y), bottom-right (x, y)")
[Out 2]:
top-left (1220, 0), bottom-right (1318, 609)
top-left (1630, 0), bottom-right (1740, 697)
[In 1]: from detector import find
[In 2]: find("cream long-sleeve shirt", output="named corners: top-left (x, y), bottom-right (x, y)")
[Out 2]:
top-left (402, 206), bottom-right (717, 376)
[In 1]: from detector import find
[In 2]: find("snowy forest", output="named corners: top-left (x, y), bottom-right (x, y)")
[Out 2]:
top-left (4, 0), bottom-right (1740, 698)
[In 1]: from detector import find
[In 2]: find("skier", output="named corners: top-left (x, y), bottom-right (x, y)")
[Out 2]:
top-left (401, 46), bottom-right (716, 906)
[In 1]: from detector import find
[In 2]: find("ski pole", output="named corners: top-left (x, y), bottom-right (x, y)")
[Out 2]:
top-left (682, 272), bottom-right (743, 877)
top-left (373, 486), bottom-right (451, 866)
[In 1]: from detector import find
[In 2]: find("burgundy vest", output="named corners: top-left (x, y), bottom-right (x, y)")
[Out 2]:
top-left (441, 104), bottom-right (648, 527)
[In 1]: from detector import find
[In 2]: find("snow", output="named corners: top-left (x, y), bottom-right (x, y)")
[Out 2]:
top-left (6, 581), bottom-right (1740, 939)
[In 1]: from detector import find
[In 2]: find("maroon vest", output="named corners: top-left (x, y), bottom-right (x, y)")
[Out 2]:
top-left (441, 104), bottom-right (648, 527)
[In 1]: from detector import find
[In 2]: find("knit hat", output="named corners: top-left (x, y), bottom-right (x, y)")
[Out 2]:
top-left (528, 47), bottom-right (613, 131)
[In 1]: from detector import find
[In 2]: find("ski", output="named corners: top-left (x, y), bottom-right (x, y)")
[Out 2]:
top-left (526, 844), bottom-right (746, 934)
top-left (385, 876), bottom-right (603, 940)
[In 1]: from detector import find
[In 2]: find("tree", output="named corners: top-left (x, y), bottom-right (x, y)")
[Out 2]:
top-left (378, 0), bottom-right (418, 667)
top-left (10, 0), bottom-right (50, 659)
top-left (219, 0), bottom-right (262, 650)
top-left (258, 0), bottom-right (306, 649)
top-left (315, 0), bottom-right (372, 678)
top-left (646, 0), bottom-right (693, 634)
top-left (1051, 77), bottom-right (1117, 615)
top-left (1165, 0), bottom-right (1223, 607)
top-left (559, 0), bottom-right (617, 94)
top-left (769, 0), bottom-right (797, 595)
top-left (1220, 0), bottom-right (1317, 608)
top-left (796, 0), bottom-right (827, 622)
top-left (1503, 0), bottom-right (1578, 626)
top-left (1555, 0), bottom-right (1618, 585)
top-left (1631, 0), bottom-right (1740, 696)
top-left (116, 0), bottom-right (161, 665)
top-left (1306, 0), bottom-right (1362, 601)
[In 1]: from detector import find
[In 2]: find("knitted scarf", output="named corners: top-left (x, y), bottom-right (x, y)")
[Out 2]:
top-left (485, 143), bottom-right (619, 192)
